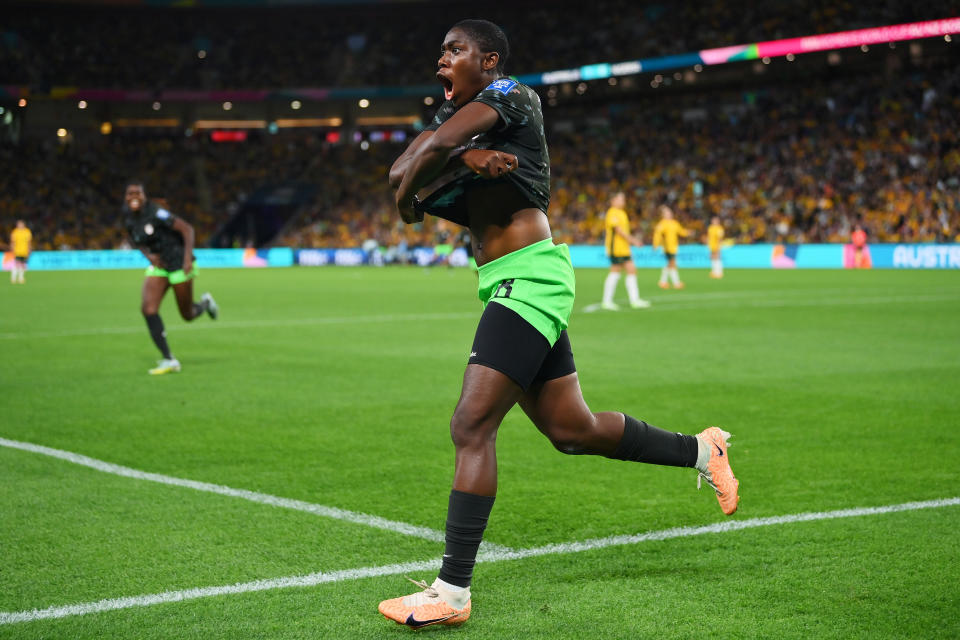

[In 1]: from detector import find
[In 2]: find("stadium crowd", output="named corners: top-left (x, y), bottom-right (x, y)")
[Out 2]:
top-left (3, 66), bottom-right (958, 253)
top-left (2, 0), bottom-right (954, 90)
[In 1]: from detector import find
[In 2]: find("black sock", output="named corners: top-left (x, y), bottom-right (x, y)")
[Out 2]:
top-left (609, 414), bottom-right (698, 468)
top-left (437, 490), bottom-right (496, 588)
top-left (144, 314), bottom-right (172, 359)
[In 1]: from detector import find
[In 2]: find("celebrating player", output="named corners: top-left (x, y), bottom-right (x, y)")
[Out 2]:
top-left (9, 220), bottom-right (32, 285)
top-left (653, 204), bottom-right (691, 289)
top-left (123, 180), bottom-right (218, 375)
top-left (378, 19), bottom-right (739, 630)
top-left (707, 215), bottom-right (725, 279)
top-left (601, 191), bottom-right (650, 310)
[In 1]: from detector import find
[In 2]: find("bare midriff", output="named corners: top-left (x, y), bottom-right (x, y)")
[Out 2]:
top-left (464, 180), bottom-right (552, 266)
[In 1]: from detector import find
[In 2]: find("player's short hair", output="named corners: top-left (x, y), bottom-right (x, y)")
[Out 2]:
top-left (125, 178), bottom-right (146, 192)
top-left (453, 19), bottom-right (509, 74)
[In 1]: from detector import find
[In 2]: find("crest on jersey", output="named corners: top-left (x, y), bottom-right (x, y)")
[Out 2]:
top-left (486, 78), bottom-right (517, 94)
top-left (144, 223), bottom-right (154, 235)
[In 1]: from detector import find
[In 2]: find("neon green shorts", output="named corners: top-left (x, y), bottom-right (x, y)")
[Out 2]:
top-left (477, 238), bottom-right (576, 345)
top-left (145, 265), bottom-right (197, 285)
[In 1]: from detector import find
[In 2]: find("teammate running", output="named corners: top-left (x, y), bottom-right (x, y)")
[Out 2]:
top-left (123, 180), bottom-right (218, 375)
top-left (601, 191), bottom-right (650, 310)
top-left (9, 220), bottom-right (31, 285)
top-left (378, 19), bottom-right (739, 630)
top-left (653, 205), bottom-right (691, 289)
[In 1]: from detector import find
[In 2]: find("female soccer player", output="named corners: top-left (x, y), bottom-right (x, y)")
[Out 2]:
top-left (378, 20), bottom-right (739, 629)
top-left (601, 191), bottom-right (650, 309)
top-left (653, 205), bottom-right (691, 288)
top-left (123, 180), bottom-right (218, 375)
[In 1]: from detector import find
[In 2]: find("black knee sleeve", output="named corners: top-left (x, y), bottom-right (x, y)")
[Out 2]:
top-left (144, 313), bottom-right (172, 359)
top-left (610, 414), bottom-right (698, 468)
top-left (437, 490), bottom-right (496, 588)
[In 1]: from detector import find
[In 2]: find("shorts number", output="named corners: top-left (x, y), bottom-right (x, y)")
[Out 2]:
top-left (494, 278), bottom-right (515, 299)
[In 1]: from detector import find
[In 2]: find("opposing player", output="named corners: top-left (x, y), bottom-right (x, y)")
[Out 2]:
top-left (601, 191), bottom-right (650, 310)
top-left (9, 220), bottom-right (31, 284)
top-left (378, 19), bottom-right (738, 630)
top-left (653, 205), bottom-right (690, 289)
top-left (123, 180), bottom-right (218, 375)
top-left (707, 215), bottom-right (724, 279)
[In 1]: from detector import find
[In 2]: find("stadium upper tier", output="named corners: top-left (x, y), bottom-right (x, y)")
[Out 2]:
top-left (1, 0), bottom-right (955, 90)
top-left (3, 67), bottom-right (957, 252)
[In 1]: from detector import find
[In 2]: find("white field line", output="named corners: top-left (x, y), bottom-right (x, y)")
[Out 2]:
top-left (0, 437), bottom-right (454, 546)
top-left (0, 311), bottom-right (481, 340)
top-left (3, 291), bottom-right (957, 340)
top-left (2, 496), bottom-right (957, 625)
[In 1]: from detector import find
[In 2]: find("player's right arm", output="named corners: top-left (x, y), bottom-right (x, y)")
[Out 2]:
top-left (389, 131), bottom-right (434, 189)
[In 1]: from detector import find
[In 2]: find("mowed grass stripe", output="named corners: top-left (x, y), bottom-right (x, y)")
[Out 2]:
top-left (0, 436), bottom-right (448, 544)
top-left (2, 497), bottom-right (956, 625)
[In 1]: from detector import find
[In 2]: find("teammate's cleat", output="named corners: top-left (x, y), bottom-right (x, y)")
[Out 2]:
top-left (201, 292), bottom-right (219, 320)
top-left (696, 427), bottom-right (739, 515)
top-left (600, 301), bottom-right (620, 311)
top-left (709, 273), bottom-right (723, 279)
top-left (149, 358), bottom-right (181, 375)
top-left (629, 299), bottom-right (651, 309)
top-left (674, 281), bottom-right (685, 289)
top-left (379, 578), bottom-right (471, 629)
top-left (658, 281), bottom-right (669, 289)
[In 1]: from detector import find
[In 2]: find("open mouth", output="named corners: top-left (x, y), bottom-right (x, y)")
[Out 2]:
top-left (438, 73), bottom-right (454, 101)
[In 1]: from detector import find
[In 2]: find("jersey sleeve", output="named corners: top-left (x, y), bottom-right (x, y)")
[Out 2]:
top-left (150, 207), bottom-right (176, 228)
top-left (424, 100), bottom-right (457, 131)
top-left (472, 79), bottom-right (532, 131)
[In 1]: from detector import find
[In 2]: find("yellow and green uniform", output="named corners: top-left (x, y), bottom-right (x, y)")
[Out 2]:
top-left (653, 218), bottom-right (689, 255)
top-left (11, 227), bottom-right (32, 258)
top-left (708, 223), bottom-right (724, 253)
top-left (604, 207), bottom-right (631, 258)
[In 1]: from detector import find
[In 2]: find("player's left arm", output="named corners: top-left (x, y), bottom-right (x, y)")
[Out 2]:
top-left (615, 225), bottom-right (642, 247)
top-left (172, 216), bottom-right (195, 274)
top-left (394, 102), bottom-right (508, 223)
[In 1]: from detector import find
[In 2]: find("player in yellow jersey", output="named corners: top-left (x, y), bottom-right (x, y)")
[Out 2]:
top-left (601, 192), bottom-right (650, 310)
top-left (707, 216), bottom-right (724, 279)
top-left (652, 205), bottom-right (690, 289)
top-left (9, 220), bottom-right (32, 285)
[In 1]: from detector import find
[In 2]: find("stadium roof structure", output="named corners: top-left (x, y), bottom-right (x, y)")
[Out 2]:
top-left (1, 17), bottom-right (957, 104)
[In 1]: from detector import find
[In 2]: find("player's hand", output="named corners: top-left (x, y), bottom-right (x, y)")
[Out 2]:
top-left (182, 257), bottom-right (193, 275)
top-left (461, 149), bottom-right (518, 178)
top-left (147, 253), bottom-right (161, 267)
top-left (396, 192), bottom-right (424, 224)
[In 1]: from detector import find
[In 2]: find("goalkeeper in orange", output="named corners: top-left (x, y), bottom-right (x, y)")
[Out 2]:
top-left (652, 205), bottom-right (691, 289)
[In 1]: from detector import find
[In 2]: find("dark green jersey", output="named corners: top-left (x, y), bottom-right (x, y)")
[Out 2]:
top-left (124, 201), bottom-right (186, 271)
top-left (426, 78), bottom-right (550, 216)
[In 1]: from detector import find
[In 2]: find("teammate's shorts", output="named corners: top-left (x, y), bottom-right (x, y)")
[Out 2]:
top-left (664, 251), bottom-right (676, 262)
top-left (14, 255), bottom-right (28, 264)
top-left (145, 265), bottom-right (198, 285)
top-left (470, 238), bottom-right (577, 390)
top-left (609, 255), bottom-right (631, 265)
top-left (468, 302), bottom-right (576, 391)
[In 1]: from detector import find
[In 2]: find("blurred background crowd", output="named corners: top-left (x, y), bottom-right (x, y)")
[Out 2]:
top-left (1, 0), bottom-right (958, 252)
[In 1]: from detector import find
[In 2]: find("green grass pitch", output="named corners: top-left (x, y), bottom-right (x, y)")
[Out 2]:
top-left (1, 266), bottom-right (958, 638)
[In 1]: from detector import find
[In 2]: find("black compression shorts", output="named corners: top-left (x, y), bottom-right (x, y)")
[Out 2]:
top-left (467, 301), bottom-right (576, 391)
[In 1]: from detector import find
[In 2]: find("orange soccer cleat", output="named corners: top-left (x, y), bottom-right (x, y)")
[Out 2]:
top-left (658, 281), bottom-right (670, 289)
top-left (674, 281), bottom-right (685, 289)
top-left (696, 427), bottom-right (740, 515)
top-left (379, 578), bottom-right (471, 630)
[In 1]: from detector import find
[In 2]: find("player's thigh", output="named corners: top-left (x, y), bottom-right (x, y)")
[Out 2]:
top-left (141, 277), bottom-right (169, 312)
top-left (453, 363), bottom-right (525, 440)
top-left (625, 259), bottom-right (637, 275)
top-left (519, 372), bottom-right (594, 439)
top-left (171, 279), bottom-right (195, 316)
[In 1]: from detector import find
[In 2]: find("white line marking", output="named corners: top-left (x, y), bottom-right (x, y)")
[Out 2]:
top-left (2, 497), bottom-right (957, 625)
top-left (0, 437), bottom-right (447, 543)
top-left (0, 311), bottom-right (480, 340)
